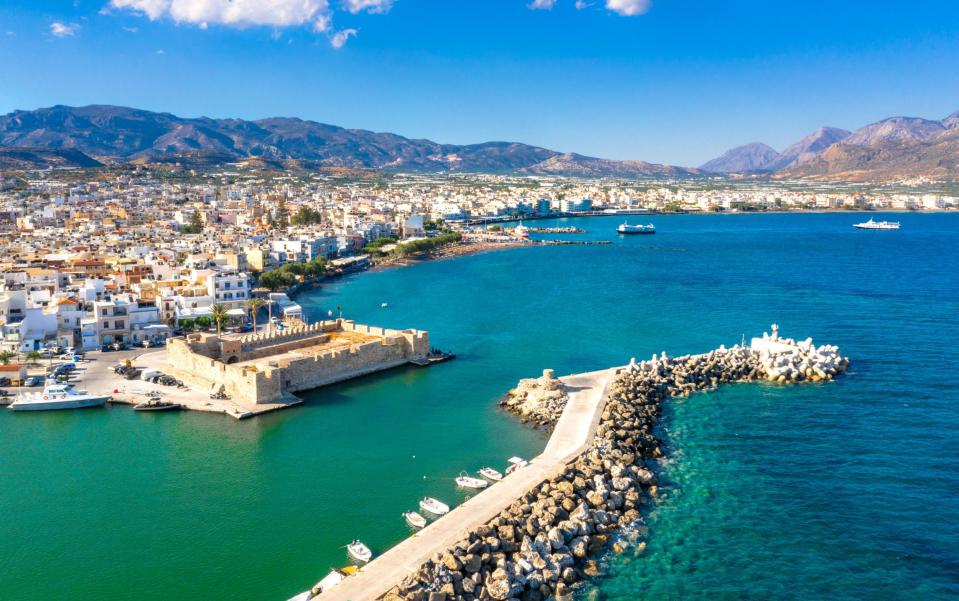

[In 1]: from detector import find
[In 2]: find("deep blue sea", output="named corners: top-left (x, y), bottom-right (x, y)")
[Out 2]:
top-left (304, 212), bottom-right (959, 600)
top-left (2, 212), bottom-right (956, 601)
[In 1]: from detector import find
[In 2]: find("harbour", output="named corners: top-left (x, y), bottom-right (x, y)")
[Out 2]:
top-left (1, 213), bottom-right (957, 601)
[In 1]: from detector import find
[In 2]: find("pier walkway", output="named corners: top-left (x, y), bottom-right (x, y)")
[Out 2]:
top-left (317, 367), bottom-right (618, 601)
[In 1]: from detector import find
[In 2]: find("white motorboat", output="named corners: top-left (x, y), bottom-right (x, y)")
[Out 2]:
top-left (403, 510), bottom-right (427, 529)
top-left (455, 471), bottom-right (489, 490)
top-left (312, 568), bottom-right (346, 594)
top-left (8, 383), bottom-right (110, 412)
top-left (419, 497), bottom-right (450, 515)
top-left (617, 221), bottom-right (656, 235)
top-left (505, 456), bottom-right (530, 475)
top-left (346, 539), bottom-right (372, 563)
top-left (478, 467), bottom-right (503, 482)
top-left (854, 218), bottom-right (900, 230)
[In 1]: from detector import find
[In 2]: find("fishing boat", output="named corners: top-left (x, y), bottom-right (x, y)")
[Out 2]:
top-left (853, 218), bottom-right (900, 230)
top-left (403, 510), bottom-right (427, 529)
top-left (346, 539), bottom-right (372, 563)
top-left (8, 382), bottom-right (110, 412)
top-left (505, 456), bottom-right (530, 475)
top-left (456, 471), bottom-right (489, 490)
top-left (478, 467), bottom-right (503, 482)
top-left (419, 497), bottom-right (450, 515)
top-left (617, 221), bottom-right (656, 235)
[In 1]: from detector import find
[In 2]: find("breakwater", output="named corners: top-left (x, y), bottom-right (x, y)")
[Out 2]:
top-left (336, 328), bottom-right (848, 601)
top-left (526, 227), bottom-right (586, 234)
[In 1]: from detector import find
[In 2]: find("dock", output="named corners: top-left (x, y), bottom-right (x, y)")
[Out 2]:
top-left (316, 367), bottom-right (617, 601)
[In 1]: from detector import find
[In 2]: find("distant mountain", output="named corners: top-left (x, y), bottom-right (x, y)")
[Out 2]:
top-left (706, 110), bottom-right (959, 180)
top-left (765, 126), bottom-right (850, 171)
top-left (0, 105), bottom-right (692, 177)
top-left (0, 146), bottom-right (102, 170)
top-left (522, 153), bottom-right (703, 178)
top-left (700, 142), bottom-right (780, 173)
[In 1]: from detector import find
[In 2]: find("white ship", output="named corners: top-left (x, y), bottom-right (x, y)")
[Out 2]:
top-left (853, 218), bottom-right (900, 230)
top-left (8, 383), bottom-right (110, 412)
top-left (617, 221), bottom-right (656, 235)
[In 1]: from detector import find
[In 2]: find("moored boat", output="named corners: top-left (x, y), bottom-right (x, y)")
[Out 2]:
top-left (455, 471), bottom-right (489, 490)
top-left (505, 456), bottom-right (530, 475)
top-left (853, 218), bottom-right (900, 230)
top-left (403, 510), bottom-right (427, 529)
top-left (312, 568), bottom-right (347, 595)
top-left (133, 399), bottom-right (182, 412)
top-left (346, 539), bottom-right (372, 563)
top-left (8, 383), bottom-right (110, 412)
top-left (419, 496), bottom-right (450, 515)
top-left (617, 221), bottom-right (656, 235)
top-left (478, 467), bottom-right (503, 481)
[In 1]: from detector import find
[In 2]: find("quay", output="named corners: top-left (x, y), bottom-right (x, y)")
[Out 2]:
top-left (308, 326), bottom-right (848, 601)
top-left (317, 367), bottom-right (617, 601)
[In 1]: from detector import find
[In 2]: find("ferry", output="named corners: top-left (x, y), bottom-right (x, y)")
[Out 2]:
top-left (8, 383), bottom-right (110, 412)
top-left (617, 221), bottom-right (656, 235)
top-left (514, 223), bottom-right (530, 239)
top-left (853, 218), bottom-right (900, 230)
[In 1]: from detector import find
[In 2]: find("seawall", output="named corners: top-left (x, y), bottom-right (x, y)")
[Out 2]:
top-left (310, 327), bottom-right (848, 601)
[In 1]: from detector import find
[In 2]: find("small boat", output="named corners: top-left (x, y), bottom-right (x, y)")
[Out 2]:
top-left (853, 218), bottom-right (900, 230)
top-left (403, 510), bottom-right (427, 529)
top-left (133, 399), bottom-right (182, 412)
top-left (346, 539), bottom-right (372, 563)
top-left (311, 568), bottom-right (347, 595)
top-left (505, 456), bottom-right (530, 475)
top-left (617, 221), bottom-right (655, 235)
top-left (381, 302), bottom-right (389, 308)
top-left (478, 467), bottom-right (503, 482)
top-left (8, 383), bottom-right (110, 412)
top-left (456, 471), bottom-right (489, 490)
top-left (419, 497), bottom-right (450, 515)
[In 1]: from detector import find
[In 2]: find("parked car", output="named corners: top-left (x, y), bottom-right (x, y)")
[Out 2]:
top-left (0, 377), bottom-right (11, 387)
top-left (23, 376), bottom-right (43, 387)
top-left (101, 345), bottom-right (114, 353)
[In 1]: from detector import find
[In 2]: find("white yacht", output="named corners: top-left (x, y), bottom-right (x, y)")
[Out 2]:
top-left (8, 383), bottom-right (110, 412)
top-left (478, 467), bottom-right (503, 482)
top-left (455, 471), bottom-right (489, 490)
top-left (617, 221), bottom-right (656, 235)
top-left (854, 218), bottom-right (900, 230)
top-left (419, 497), bottom-right (450, 516)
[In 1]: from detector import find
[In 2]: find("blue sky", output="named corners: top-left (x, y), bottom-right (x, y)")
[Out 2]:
top-left (2, 1), bottom-right (959, 166)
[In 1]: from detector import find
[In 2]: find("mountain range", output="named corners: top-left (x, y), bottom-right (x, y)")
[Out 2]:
top-left (702, 114), bottom-right (959, 180)
top-left (2, 104), bottom-right (959, 181)
top-left (0, 105), bottom-right (702, 178)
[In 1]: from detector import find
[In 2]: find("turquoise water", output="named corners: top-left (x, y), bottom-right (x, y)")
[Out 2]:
top-left (1, 213), bottom-right (957, 600)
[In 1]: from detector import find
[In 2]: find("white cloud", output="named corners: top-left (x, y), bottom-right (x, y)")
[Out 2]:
top-left (605, 0), bottom-right (651, 16)
top-left (50, 21), bottom-right (79, 37)
top-left (528, 0), bottom-right (557, 9)
top-left (155, 48), bottom-right (165, 53)
top-left (122, 26), bottom-right (139, 32)
top-left (108, 0), bottom-right (333, 31)
top-left (330, 28), bottom-right (357, 48)
top-left (574, 0), bottom-right (591, 9)
top-left (342, 0), bottom-right (393, 14)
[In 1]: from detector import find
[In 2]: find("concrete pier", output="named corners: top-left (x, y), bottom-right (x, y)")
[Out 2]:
top-left (316, 368), bottom-right (618, 601)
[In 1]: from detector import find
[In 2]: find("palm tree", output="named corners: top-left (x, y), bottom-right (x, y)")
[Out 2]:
top-left (211, 304), bottom-right (229, 338)
top-left (25, 350), bottom-right (42, 366)
top-left (0, 350), bottom-right (17, 365)
top-left (246, 297), bottom-right (265, 333)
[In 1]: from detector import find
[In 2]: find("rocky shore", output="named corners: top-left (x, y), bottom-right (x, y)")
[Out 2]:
top-left (499, 369), bottom-right (569, 428)
top-left (382, 328), bottom-right (848, 601)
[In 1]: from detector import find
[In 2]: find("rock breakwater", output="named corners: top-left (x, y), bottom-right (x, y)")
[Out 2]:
top-left (381, 328), bottom-right (848, 601)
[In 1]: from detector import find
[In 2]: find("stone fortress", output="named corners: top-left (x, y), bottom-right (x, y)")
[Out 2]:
top-left (165, 319), bottom-right (430, 407)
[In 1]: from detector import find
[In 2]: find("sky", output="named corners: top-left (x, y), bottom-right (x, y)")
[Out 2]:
top-left (2, 1), bottom-right (959, 166)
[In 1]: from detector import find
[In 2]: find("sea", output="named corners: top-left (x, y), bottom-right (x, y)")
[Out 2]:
top-left (1, 213), bottom-right (957, 601)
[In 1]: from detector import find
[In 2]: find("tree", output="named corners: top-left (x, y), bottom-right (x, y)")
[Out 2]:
top-left (246, 297), bottom-right (265, 333)
top-left (25, 350), bottom-right (42, 365)
top-left (195, 316), bottom-right (213, 330)
top-left (179, 318), bottom-right (195, 331)
top-left (182, 209), bottom-right (204, 234)
top-left (291, 206), bottom-right (322, 226)
top-left (0, 350), bottom-right (16, 365)
top-left (211, 304), bottom-right (229, 337)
